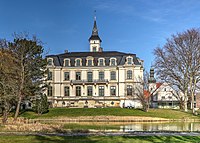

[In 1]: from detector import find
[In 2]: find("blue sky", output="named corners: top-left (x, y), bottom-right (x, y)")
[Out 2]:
top-left (1, 0), bottom-right (200, 70)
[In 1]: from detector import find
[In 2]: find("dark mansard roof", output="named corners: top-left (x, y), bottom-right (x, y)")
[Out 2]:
top-left (46, 51), bottom-right (142, 67)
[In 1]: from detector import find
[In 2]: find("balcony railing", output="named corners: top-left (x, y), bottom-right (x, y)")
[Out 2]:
top-left (70, 79), bottom-right (108, 85)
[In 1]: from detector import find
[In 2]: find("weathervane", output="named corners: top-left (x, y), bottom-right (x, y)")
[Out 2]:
top-left (94, 10), bottom-right (96, 21)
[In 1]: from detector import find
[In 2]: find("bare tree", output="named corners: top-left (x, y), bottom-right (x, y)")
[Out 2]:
top-left (134, 71), bottom-right (152, 112)
top-left (154, 28), bottom-right (200, 113)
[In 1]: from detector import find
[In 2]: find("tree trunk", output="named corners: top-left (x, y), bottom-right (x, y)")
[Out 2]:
top-left (184, 100), bottom-right (188, 112)
top-left (191, 93), bottom-right (195, 114)
top-left (2, 100), bottom-right (9, 124)
top-left (14, 61), bottom-right (24, 121)
top-left (2, 108), bottom-right (8, 124)
top-left (184, 90), bottom-right (188, 112)
top-left (14, 95), bottom-right (22, 121)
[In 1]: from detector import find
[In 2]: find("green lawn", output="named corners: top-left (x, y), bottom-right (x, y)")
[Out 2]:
top-left (20, 108), bottom-right (199, 119)
top-left (0, 135), bottom-right (200, 143)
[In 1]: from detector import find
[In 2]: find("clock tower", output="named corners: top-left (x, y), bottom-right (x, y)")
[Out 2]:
top-left (89, 16), bottom-right (102, 52)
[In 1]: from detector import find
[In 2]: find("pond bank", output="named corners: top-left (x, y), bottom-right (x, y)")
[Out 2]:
top-left (20, 116), bottom-right (200, 123)
top-left (0, 131), bottom-right (200, 136)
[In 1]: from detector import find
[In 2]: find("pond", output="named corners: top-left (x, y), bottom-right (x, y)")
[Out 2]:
top-left (64, 122), bottom-right (200, 132)
top-left (120, 122), bottom-right (200, 132)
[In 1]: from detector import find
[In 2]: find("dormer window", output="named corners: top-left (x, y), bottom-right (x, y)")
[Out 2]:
top-left (126, 56), bottom-right (133, 65)
top-left (88, 60), bottom-right (93, 66)
top-left (75, 58), bottom-right (82, 66)
top-left (86, 56), bottom-right (94, 66)
top-left (47, 58), bottom-right (53, 66)
top-left (64, 59), bottom-right (70, 67)
top-left (110, 58), bottom-right (116, 66)
top-left (98, 58), bottom-right (105, 66)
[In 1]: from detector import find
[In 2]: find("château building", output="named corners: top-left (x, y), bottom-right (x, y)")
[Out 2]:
top-left (46, 17), bottom-right (144, 108)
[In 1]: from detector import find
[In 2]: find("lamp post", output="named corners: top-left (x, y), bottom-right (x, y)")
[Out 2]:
top-left (85, 100), bottom-right (88, 108)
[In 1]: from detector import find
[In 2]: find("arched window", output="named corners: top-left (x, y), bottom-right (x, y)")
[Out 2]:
top-left (47, 58), bottom-right (53, 66)
top-left (126, 56), bottom-right (133, 65)
top-left (98, 58), bottom-right (105, 66)
top-left (110, 58), bottom-right (116, 66)
top-left (75, 58), bottom-right (82, 66)
top-left (64, 59), bottom-right (70, 67)
top-left (86, 56), bottom-right (94, 66)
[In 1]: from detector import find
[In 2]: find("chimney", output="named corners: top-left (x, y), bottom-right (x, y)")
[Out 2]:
top-left (99, 47), bottom-right (103, 52)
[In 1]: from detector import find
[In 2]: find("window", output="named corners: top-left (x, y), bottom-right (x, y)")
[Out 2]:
top-left (99, 59), bottom-right (104, 66)
top-left (47, 86), bottom-right (53, 96)
top-left (48, 71), bottom-right (53, 80)
top-left (64, 59), bottom-right (70, 67)
top-left (161, 96), bottom-right (165, 99)
top-left (76, 86), bottom-right (81, 96)
top-left (110, 71), bottom-right (116, 80)
top-left (64, 86), bottom-right (70, 96)
top-left (127, 85), bottom-right (132, 96)
top-left (110, 59), bottom-right (116, 66)
top-left (88, 59), bottom-right (93, 66)
top-left (76, 59), bottom-right (81, 66)
top-left (87, 72), bottom-right (93, 82)
top-left (87, 86), bottom-right (93, 96)
top-left (110, 86), bottom-right (116, 96)
top-left (76, 72), bottom-right (81, 80)
top-left (127, 70), bottom-right (132, 79)
top-left (47, 59), bottom-right (53, 66)
top-left (99, 71), bottom-right (104, 80)
top-left (99, 86), bottom-right (104, 96)
top-left (64, 72), bottom-right (70, 80)
top-left (127, 57), bottom-right (132, 65)
top-left (93, 46), bottom-right (96, 52)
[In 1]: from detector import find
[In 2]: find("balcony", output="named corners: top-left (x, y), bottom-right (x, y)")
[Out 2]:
top-left (94, 79), bottom-right (109, 84)
top-left (70, 79), bottom-right (109, 85)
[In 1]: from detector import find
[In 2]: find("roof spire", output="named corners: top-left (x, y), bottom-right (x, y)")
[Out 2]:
top-left (92, 10), bottom-right (98, 36)
top-left (89, 10), bottom-right (102, 42)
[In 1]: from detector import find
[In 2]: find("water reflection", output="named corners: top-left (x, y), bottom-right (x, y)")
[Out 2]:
top-left (120, 122), bottom-right (200, 132)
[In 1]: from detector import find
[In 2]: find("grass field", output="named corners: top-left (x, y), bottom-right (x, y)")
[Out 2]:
top-left (20, 108), bottom-right (199, 119)
top-left (0, 135), bottom-right (200, 143)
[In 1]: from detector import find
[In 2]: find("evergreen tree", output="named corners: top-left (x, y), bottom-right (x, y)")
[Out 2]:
top-left (8, 34), bottom-right (47, 120)
top-left (33, 94), bottom-right (49, 115)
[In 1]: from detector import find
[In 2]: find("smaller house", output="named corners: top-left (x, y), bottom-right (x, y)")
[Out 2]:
top-left (195, 93), bottom-right (200, 109)
top-left (148, 68), bottom-right (180, 109)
